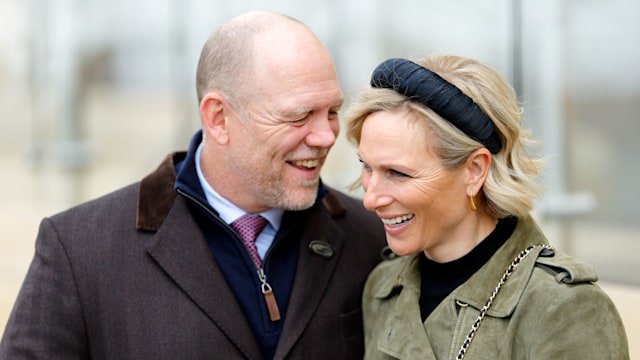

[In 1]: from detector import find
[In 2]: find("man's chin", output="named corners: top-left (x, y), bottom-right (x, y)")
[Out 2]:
top-left (281, 185), bottom-right (318, 211)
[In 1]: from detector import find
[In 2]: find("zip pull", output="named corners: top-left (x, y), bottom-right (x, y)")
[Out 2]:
top-left (257, 268), bottom-right (281, 321)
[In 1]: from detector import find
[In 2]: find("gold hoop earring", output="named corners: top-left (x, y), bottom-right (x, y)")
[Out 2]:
top-left (469, 195), bottom-right (477, 211)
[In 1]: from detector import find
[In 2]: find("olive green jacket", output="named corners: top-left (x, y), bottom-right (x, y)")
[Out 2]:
top-left (363, 215), bottom-right (629, 359)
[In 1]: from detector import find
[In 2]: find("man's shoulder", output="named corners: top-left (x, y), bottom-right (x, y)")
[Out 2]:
top-left (51, 151), bottom-right (181, 227)
top-left (50, 181), bottom-right (141, 222)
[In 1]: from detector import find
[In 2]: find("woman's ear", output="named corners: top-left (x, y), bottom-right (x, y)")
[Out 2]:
top-left (466, 148), bottom-right (492, 196)
top-left (200, 92), bottom-right (230, 145)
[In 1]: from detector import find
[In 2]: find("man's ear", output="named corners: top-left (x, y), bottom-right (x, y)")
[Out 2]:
top-left (200, 92), bottom-right (230, 145)
top-left (466, 148), bottom-right (492, 196)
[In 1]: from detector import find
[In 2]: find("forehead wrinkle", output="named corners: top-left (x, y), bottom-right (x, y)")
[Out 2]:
top-left (360, 135), bottom-right (444, 180)
top-left (358, 150), bottom-right (417, 178)
top-left (414, 163), bottom-right (446, 180)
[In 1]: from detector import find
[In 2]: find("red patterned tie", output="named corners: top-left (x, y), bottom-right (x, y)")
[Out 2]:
top-left (231, 215), bottom-right (268, 268)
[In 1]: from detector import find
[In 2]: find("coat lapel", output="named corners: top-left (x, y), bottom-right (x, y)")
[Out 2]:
top-left (452, 215), bottom-right (550, 317)
top-left (376, 255), bottom-right (437, 360)
top-left (273, 195), bottom-right (345, 359)
top-left (145, 194), bottom-right (263, 359)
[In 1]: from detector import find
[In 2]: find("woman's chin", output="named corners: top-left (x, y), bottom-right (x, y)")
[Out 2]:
top-left (386, 239), bottom-right (417, 257)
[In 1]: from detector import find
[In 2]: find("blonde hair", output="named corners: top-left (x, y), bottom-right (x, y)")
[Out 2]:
top-left (345, 55), bottom-right (544, 218)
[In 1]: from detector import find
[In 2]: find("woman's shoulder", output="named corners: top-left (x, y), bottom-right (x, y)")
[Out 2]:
top-left (533, 248), bottom-right (598, 284)
top-left (523, 248), bottom-right (612, 306)
top-left (520, 249), bottom-right (628, 354)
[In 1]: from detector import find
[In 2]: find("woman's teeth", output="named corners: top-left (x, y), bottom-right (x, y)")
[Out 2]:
top-left (381, 214), bottom-right (414, 226)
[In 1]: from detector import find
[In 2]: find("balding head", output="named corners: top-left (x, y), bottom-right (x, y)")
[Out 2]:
top-left (195, 11), bottom-right (327, 105)
top-left (195, 11), bottom-right (342, 212)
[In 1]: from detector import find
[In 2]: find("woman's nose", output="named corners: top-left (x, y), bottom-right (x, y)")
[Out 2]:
top-left (362, 173), bottom-right (390, 211)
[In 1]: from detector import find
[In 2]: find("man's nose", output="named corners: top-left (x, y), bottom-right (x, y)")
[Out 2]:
top-left (305, 115), bottom-right (338, 148)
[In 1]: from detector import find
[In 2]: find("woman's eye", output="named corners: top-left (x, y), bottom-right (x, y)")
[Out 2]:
top-left (359, 159), bottom-right (371, 172)
top-left (390, 169), bottom-right (409, 178)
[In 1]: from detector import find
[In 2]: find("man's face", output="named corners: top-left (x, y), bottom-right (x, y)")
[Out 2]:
top-left (223, 38), bottom-right (343, 212)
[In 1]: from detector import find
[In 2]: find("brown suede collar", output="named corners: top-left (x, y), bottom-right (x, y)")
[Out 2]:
top-left (136, 152), bottom-right (184, 231)
top-left (136, 151), bottom-right (347, 232)
top-left (321, 188), bottom-right (347, 218)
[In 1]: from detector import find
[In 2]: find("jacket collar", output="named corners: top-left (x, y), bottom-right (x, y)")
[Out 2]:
top-left (136, 151), bottom-right (184, 231)
top-left (451, 215), bottom-right (549, 317)
top-left (369, 216), bottom-right (601, 359)
top-left (135, 131), bottom-right (349, 359)
top-left (371, 216), bottom-right (550, 319)
top-left (372, 255), bottom-right (438, 359)
top-left (136, 130), bottom-right (344, 232)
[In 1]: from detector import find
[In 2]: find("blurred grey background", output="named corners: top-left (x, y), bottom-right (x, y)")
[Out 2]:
top-left (1, 0), bottom-right (638, 354)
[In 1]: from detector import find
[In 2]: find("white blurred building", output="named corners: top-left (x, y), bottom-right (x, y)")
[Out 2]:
top-left (0, 0), bottom-right (639, 271)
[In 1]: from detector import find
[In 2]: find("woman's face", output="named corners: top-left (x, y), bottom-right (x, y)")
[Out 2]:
top-left (358, 109), bottom-right (472, 260)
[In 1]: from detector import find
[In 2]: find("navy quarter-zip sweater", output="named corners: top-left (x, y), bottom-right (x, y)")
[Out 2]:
top-left (174, 131), bottom-right (312, 359)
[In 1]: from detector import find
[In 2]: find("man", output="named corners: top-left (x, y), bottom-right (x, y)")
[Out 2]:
top-left (0, 10), bottom-right (386, 359)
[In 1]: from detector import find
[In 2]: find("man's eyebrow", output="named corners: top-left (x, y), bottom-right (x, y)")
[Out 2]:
top-left (285, 107), bottom-right (312, 118)
top-left (286, 101), bottom-right (344, 117)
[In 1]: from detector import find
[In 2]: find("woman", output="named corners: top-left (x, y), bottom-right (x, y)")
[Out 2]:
top-left (345, 55), bottom-right (629, 359)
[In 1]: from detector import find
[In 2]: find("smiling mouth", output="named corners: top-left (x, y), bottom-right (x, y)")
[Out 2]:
top-left (289, 159), bottom-right (321, 168)
top-left (381, 214), bottom-right (415, 226)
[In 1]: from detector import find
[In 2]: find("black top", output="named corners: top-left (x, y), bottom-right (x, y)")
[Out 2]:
top-left (419, 217), bottom-right (517, 321)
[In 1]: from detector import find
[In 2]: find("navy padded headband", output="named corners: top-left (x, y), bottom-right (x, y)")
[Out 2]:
top-left (370, 58), bottom-right (502, 154)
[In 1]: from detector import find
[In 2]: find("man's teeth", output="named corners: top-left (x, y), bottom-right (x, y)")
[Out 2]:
top-left (381, 214), bottom-right (414, 226)
top-left (293, 159), bottom-right (320, 168)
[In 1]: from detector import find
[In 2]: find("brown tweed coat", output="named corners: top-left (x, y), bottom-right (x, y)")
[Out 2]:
top-left (0, 152), bottom-right (386, 360)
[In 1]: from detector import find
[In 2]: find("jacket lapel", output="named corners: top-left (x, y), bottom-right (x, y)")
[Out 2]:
top-left (452, 215), bottom-right (550, 317)
top-left (372, 255), bottom-right (437, 359)
top-left (138, 152), bottom-right (262, 359)
top-left (273, 193), bottom-right (345, 359)
top-left (145, 197), bottom-right (263, 359)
